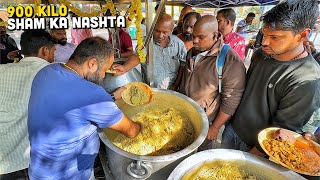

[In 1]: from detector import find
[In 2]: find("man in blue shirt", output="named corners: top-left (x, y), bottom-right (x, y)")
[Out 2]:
top-left (28, 37), bottom-right (140, 180)
top-left (236, 12), bottom-right (255, 36)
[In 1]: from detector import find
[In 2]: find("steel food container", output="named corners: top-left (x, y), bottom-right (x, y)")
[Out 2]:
top-left (168, 149), bottom-right (306, 180)
top-left (98, 89), bottom-right (209, 180)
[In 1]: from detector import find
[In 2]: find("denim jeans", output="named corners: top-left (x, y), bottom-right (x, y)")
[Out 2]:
top-left (221, 123), bottom-right (252, 152)
top-left (197, 125), bottom-right (225, 151)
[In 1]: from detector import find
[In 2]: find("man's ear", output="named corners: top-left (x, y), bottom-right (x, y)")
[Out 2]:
top-left (298, 28), bottom-right (311, 42)
top-left (87, 58), bottom-right (99, 72)
top-left (226, 20), bottom-right (231, 26)
top-left (37, 46), bottom-right (49, 59)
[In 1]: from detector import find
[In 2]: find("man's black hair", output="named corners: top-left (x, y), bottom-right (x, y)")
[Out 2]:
top-left (183, 12), bottom-right (201, 23)
top-left (20, 30), bottom-right (56, 56)
top-left (217, 8), bottom-right (236, 26)
top-left (69, 37), bottom-right (114, 66)
top-left (247, 12), bottom-right (256, 18)
top-left (263, 0), bottom-right (319, 34)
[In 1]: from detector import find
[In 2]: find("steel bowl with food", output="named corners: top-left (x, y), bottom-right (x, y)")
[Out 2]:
top-left (121, 82), bottom-right (153, 106)
top-left (98, 89), bottom-right (209, 180)
top-left (259, 127), bottom-right (320, 176)
top-left (168, 149), bottom-right (305, 180)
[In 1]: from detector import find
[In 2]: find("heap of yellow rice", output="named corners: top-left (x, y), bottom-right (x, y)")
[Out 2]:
top-left (112, 108), bottom-right (195, 156)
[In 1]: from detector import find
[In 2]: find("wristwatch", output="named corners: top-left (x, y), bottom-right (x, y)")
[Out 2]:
top-left (111, 93), bottom-right (116, 101)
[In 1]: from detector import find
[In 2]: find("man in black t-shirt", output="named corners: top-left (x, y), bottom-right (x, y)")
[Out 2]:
top-left (222, 0), bottom-right (320, 157)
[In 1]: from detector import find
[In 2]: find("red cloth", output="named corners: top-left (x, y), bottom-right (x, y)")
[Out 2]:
top-left (177, 33), bottom-right (193, 52)
top-left (109, 29), bottom-right (133, 53)
top-left (223, 32), bottom-right (246, 61)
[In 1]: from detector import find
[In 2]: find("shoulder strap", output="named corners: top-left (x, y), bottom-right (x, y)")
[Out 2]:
top-left (216, 44), bottom-right (231, 93)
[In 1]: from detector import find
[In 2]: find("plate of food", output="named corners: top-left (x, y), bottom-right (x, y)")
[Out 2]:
top-left (121, 82), bottom-right (153, 106)
top-left (258, 127), bottom-right (320, 176)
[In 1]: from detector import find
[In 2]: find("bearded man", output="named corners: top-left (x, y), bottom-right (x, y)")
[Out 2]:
top-left (177, 12), bottom-right (201, 52)
top-left (50, 29), bottom-right (76, 63)
top-left (27, 37), bottom-right (141, 180)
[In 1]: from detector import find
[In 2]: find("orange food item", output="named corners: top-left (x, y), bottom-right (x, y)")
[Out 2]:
top-left (294, 140), bottom-right (320, 175)
top-left (263, 139), bottom-right (320, 175)
top-left (263, 139), bottom-right (302, 170)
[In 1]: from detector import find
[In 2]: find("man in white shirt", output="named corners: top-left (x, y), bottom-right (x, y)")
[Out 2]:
top-left (50, 29), bottom-right (76, 64)
top-left (0, 30), bottom-right (56, 179)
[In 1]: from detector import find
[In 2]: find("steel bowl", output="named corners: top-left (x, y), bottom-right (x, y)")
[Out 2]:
top-left (168, 149), bottom-right (306, 180)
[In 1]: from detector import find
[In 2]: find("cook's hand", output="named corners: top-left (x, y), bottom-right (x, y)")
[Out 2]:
top-left (112, 64), bottom-right (127, 76)
top-left (7, 50), bottom-right (19, 60)
top-left (113, 86), bottom-right (127, 100)
top-left (207, 125), bottom-right (219, 140)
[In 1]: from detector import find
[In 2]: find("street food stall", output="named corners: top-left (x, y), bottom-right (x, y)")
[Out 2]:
top-left (2, 0), bottom-right (319, 179)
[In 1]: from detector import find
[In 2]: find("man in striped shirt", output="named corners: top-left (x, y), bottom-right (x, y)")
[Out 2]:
top-left (0, 30), bottom-right (55, 179)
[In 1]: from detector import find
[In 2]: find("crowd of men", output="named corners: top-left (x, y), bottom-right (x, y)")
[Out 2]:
top-left (0, 0), bottom-right (320, 179)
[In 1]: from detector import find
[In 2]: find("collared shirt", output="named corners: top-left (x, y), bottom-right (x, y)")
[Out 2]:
top-left (71, 29), bottom-right (93, 46)
top-left (177, 33), bottom-right (193, 52)
top-left (194, 50), bottom-right (209, 65)
top-left (0, 57), bottom-right (49, 174)
top-left (151, 35), bottom-right (187, 89)
top-left (54, 43), bottom-right (77, 64)
top-left (223, 32), bottom-right (246, 61)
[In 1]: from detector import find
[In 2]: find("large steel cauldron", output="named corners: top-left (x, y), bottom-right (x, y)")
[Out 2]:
top-left (168, 149), bottom-right (305, 180)
top-left (98, 89), bottom-right (209, 180)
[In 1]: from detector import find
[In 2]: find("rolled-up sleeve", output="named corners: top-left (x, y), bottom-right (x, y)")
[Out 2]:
top-left (65, 88), bottom-right (124, 129)
top-left (81, 101), bottom-right (123, 128)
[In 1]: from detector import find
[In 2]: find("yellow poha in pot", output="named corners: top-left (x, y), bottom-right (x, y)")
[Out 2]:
top-left (111, 108), bottom-right (195, 156)
top-left (182, 161), bottom-right (259, 180)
